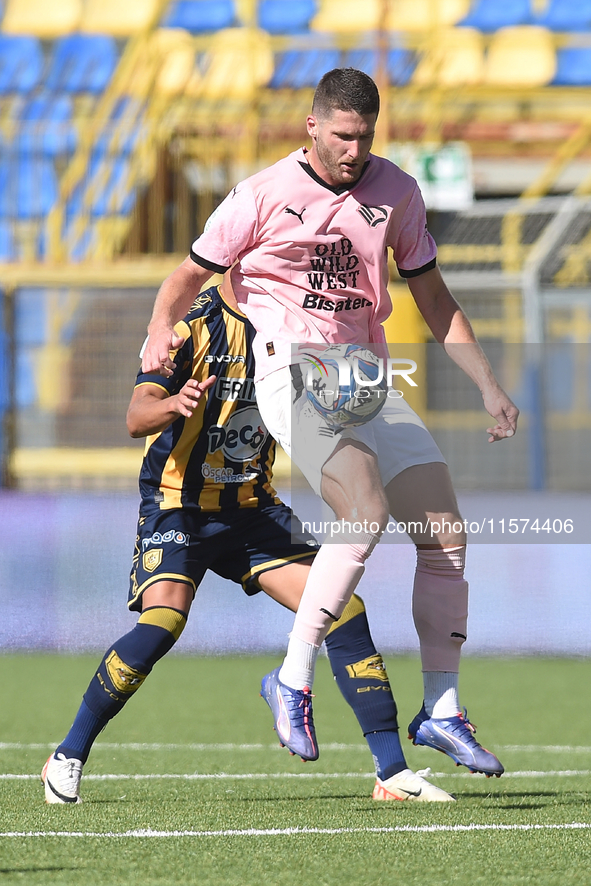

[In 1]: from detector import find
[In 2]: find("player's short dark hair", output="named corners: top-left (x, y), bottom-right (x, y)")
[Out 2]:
top-left (312, 68), bottom-right (380, 119)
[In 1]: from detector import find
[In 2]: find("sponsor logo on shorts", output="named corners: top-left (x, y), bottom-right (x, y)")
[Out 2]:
top-left (345, 654), bottom-right (389, 682)
top-left (142, 549), bottom-right (163, 572)
top-left (141, 530), bottom-right (190, 552)
top-left (105, 650), bottom-right (147, 694)
top-left (302, 294), bottom-right (373, 312)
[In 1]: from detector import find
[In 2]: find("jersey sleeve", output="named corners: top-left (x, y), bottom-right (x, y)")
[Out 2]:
top-left (389, 184), bottom-right (437, 278)
top-left (134, 320), bottom-right (193, 396)
top-left (190, 181), bottom-right (258, 273)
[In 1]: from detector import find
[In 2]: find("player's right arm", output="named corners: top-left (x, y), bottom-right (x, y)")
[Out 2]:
top-left (126, 375), bottom-right (217, 438)
top-left (142, 257), bottom-right (214, 377)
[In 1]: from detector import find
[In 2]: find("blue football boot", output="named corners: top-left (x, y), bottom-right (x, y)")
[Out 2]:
top-left (408, 704), bottom-right (504, 778)
top-left (260, 667), bottom-right (319, 761)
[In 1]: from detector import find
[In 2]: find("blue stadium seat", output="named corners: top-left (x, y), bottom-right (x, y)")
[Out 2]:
top-left (459, 0), bottom-right (532, 32)
top-left (535, 0), bottom-right (591, 32)
top-left (343, 48), bottom-right (416, 85)
top-left (13, 93), bottom-right (77, 157)
top-left (0, 158), bottom-right (58, 219)
top-left (553, 47), bottom-right (591, 84)
top-left (269, 49), bottom-right (340, 88)
top-left (0, 34), bottom-right (44, 95)
top-left (0, 220), bottom-right (15, 262)
top-left (388, 48), bottom-right (416, 85)
top-left (67, 154), bottom-right (134, 218)
top-left (258, 0), bottom-right (317, 33)
top-left (162, 1), bottom-right (235, 33)
top-left (46, 34), bottom-right (118, 94)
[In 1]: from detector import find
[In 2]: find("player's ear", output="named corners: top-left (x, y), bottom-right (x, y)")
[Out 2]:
top-left (306, 115), bottom-right (318, 140)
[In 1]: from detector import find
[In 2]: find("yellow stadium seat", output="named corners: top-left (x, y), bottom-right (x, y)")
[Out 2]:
top-left (152, 29), bottom-right (197, 96)
top-left (412, 27), bottom-right (484, 87)
top-left (200, 28), bottom-right (273, 100)
top-left (311, 0), bottom-right (382, 32)
top-left (387, 0), bottom-right (471, 32)
top-left (2, 0), bottom-right (82, 37)
top-left (80, 0), bottom-right (161, 36)
top-left (484, 26), bottom-right (556, 87)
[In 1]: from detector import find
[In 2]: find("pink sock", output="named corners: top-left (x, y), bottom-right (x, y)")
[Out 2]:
top-left (278, 532), bottom-right (380, 689)
top-left (412, 545), bottom-right (468, 674)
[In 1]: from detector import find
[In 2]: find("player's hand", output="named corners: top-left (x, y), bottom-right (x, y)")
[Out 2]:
top-left (482, 386), bottom-right (519, 442)
top-left (172, 376), bottom-right (217, 419)
top-left (141, 326), bottom-right (185, 377)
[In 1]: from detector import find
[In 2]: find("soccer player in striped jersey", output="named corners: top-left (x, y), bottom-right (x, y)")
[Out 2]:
top-left (142, 68), bottom-right (513, 779)
top-left (42, 281), bottom-right (454, 805)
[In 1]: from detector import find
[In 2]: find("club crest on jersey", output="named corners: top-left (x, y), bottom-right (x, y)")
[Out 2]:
top-left (357, 204), bottom-right (389, 227)
top-left (345, 654), bottom-right (389, 682)
top-left (143, 549), bottom-right (163, 572)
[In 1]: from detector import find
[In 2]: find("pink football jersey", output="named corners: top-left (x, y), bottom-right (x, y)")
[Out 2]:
top-left (191, 148), bottom-right (436, 380)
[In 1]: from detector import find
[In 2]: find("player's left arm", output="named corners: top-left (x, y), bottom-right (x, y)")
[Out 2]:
top-left (407, 266), bottom-right (519, 442)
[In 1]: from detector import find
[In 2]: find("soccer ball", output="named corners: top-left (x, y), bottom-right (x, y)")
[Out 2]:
top-left (304, 344), bottom-right (387, 429)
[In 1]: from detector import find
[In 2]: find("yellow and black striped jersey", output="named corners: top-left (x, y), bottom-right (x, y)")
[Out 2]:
top-left (135, 286), bottom-right (280, 512)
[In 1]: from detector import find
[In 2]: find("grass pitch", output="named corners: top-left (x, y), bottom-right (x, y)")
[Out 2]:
top-left (0, 654), bottom-right (589, 885)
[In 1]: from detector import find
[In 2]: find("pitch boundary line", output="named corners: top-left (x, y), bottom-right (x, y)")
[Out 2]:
top-left (2, 742), bottom-right (590, 753)
top-left (1, 823), bottom-right (590, 839)
top-left (3, 770), bottom-right (590, 781)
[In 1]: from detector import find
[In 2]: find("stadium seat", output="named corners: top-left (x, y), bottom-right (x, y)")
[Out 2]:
top-left (0, 158), bottom-right (58, 219)
top-left (311, 0), bottom-right (381, 32)
top-left (162, 1), bottom-right (236, 33)
top-left (553, 47), bottom-right (591, 85)
top-left (258, 0), bottom-right (317, 33)
top-left (386, 0), bottom-right (471, 31)
top-left (2, 0), bottom-right (82, 37)
top-left (341, 49), bottom-right (416, 86)
top-left (0, 219), bottom-right (15, 261)
top-left (12, 93), bottom-right (77, 157)
top-left (412, 27), bottom-right (484, 87)
top-left (46, 35), bottom-right (118, 95)
top-left (80, 0), bottom-right (161, 36)
top-left (201, 28), bottom-right (274, 99)
top-left (459, 0), bottom-right (533, 32)
top-left (0, 35), bottom-right (43, 95)
top-left (484, 26), bottom-right (556, 87)
top-left (151, 29), bottom-right (197, 96)
top-left (66, 154), bottom-right (135, 219)
top-left (534, 0), bottom-right (591, 32)
top-left (269, 48), bottom-right (340, 88)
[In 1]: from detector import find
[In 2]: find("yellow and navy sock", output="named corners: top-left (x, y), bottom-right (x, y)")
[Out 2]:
top-left (324, 595), bottom-right (407, 780)
top-left (56, 607), bottom-right (187, 763)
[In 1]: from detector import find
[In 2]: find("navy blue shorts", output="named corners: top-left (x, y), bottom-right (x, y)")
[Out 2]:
top-left (128, 503), bottom-right (318, 612)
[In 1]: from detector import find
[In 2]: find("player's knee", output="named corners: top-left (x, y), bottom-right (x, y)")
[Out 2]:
top-left (427, 513), bottom-right (466, 547)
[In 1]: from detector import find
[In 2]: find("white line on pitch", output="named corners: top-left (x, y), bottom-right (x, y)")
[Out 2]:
top-left (3, 770), bottom-right (590, 781)
top-left (1, 742), bottom-right (590, 753)
top-left (1, 823), bottom-right (590, 839)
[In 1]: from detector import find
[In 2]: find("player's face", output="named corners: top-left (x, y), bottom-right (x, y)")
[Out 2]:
top-left (306, 108), bottom-right (377, 187)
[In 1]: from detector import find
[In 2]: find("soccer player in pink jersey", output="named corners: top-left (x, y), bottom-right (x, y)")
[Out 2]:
top-left (142, 69), bottom-right (517, 787)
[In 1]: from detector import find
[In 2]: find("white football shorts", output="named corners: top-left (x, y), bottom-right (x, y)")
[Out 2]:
top-left (255, 365), bottom-right (445, 495)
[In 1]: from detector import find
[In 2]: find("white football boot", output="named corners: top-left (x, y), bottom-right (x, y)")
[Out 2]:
top-left (372, 767), bottom-right (455, 802)
top-left (42, 753), bottom-right (83, 804)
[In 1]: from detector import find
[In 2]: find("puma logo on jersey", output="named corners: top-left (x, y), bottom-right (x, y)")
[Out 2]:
top-left (357, 204), bottom-right (388, 227)
top-left (285, 206), bottom-right (306, 224)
